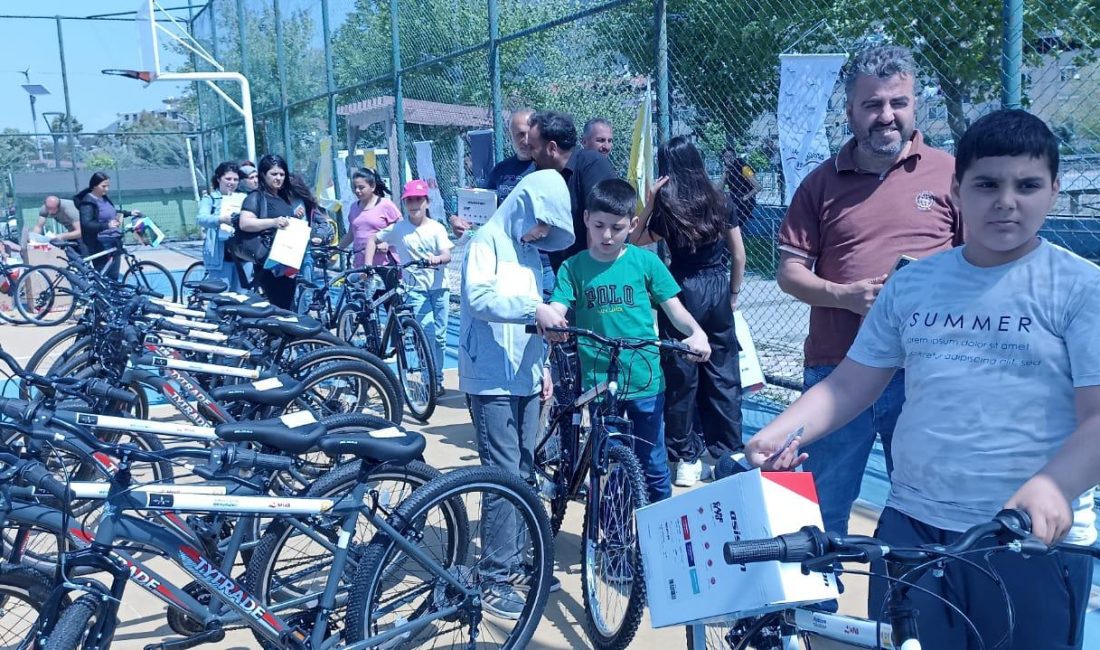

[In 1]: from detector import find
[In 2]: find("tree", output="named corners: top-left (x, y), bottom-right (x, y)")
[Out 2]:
top-left (84, 152), bottom-right (117, 170)
top-left (0, 129), bottom-right (36, 173)
top-left (48, 114), bottom-right (83, 135)
top-left (116, 112), bottom-right (189, 168)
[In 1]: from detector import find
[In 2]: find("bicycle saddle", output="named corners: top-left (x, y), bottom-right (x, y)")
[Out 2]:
top-left (183, 279), bottom-right (228, 293)
top-left (213, 302), bottom-right (277, 319)
top-left (241, 314), bottom-right (324, 338)
top-left (214, 415), bottom-right (328, 453)
top-left (316, 427), bottom-right (425, 465)
top-left (209, 374), bottom-right (307, 407)
top-left (203, 292), bottom-right (264, 307)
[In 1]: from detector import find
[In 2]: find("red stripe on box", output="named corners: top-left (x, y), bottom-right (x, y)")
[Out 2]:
top-left (762, 471), bottom-right (819, 504)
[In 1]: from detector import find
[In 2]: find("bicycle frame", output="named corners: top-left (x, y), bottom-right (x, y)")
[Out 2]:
top-left (686, 608), bottom-right (896, 650)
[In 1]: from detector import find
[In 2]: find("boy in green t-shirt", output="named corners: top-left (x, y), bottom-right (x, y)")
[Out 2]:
top-left (539, 179), bottom-right (712, 501)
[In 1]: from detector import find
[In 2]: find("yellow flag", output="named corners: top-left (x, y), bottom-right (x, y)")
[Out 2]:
top-left (627, 81), bottom-right (655, 212)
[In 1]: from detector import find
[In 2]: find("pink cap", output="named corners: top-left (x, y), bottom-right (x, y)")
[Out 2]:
top-left (401, 179), bottom-right (430, 199)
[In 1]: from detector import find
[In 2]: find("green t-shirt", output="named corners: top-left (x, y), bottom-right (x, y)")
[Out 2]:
top-left (550, 245), bottom-right (681, 399)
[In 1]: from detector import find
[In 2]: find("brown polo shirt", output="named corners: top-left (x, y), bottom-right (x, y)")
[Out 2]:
top-left (778, 131), bottom-right (962, 367)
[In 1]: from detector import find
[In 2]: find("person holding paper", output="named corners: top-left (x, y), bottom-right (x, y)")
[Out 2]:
top-left (237, 154), bottom-right (301, 309)
top-left (32, 196), bottom-right (82, 248)
top-left (630, 136), bottom-right (747, 487)
top-left (196, 162), bottom-right (250, 291)
top-left (368, 180), bottom-right (453, 395)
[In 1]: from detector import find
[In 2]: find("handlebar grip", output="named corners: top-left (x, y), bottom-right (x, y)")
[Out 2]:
top-left (157, 320), bottom-right (191, 336)
top-left (136, 286), bottom-right (164, 299)
top-left (0, 399), bottom-right (31, 422)
top-left (723, 538), bottom-right (786, 565)
top-left (87, 380), bottom-right (137, 406)
top-left (20, 462), bottom-right (73, 502)
top-left (250, 452), bottom-right (294, 472)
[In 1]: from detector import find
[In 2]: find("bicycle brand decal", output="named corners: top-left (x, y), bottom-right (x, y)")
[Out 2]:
top-left (178, 545), bottom-right (285, 632)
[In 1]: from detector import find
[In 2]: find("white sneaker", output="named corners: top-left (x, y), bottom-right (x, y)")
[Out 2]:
top-left (674, 460), bottom-right (704, 487)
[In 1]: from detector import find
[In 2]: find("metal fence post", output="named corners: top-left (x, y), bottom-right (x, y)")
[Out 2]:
top-left (55, 17), bottom-right (79, 193)
top-left (321, 0), bottom-right (343, 202)
top-left (1000, 0), bottom-right (1024, 109)
top-left (273, 0), bottom-right (293, 167)
top-left (391, 0), bottom-right (407, 188)
top-left (187, 4), bottom-right (210, 181)
top-left (236, 0), bottom-right (249, 81)
top-left (207, 6), bottom-right (230, 162)
top-left (489, 0), bottom-right (504, 163)
top-left (655, 0), bottom-right (670, 144)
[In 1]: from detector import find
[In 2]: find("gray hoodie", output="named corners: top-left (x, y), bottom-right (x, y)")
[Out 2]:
top-left (459, 170), bottom-right (574, 396)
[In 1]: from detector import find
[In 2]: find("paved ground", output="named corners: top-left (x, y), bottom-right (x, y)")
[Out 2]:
top-left (0, 245), bottom-right (876, 649)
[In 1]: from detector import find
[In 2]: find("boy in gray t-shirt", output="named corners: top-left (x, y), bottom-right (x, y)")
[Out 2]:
top-left (748, 110), bottom-right (1099, 649)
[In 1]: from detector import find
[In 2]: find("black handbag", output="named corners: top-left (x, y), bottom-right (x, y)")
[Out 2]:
top-left (227, 193), bottom-right (275, 264)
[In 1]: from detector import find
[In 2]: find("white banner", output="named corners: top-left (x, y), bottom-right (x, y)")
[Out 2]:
top-left (413, 140), bottom-right (448, 222)
top-left (778, 54), bottom-right (847, 205)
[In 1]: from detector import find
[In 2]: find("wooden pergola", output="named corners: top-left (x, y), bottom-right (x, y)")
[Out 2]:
top-left (337, 96), bottom-right (492, 192)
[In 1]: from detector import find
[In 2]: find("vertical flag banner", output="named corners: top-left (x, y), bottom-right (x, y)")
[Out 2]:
top-left (628, 81), bottom-right (655, 212)
top-left (468, 129), bottom-right (495, 189)
top-left (777, 54), bottom-right (847, 205)
top-left (414, 140), bottom-right (447, 219)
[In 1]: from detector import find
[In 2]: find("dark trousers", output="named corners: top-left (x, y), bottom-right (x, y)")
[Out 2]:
top-left (869, 507), bottom-right (1091, 650)
top-left (254, 266), bottom-right (296, 310)
top-left (658, 268), bottom-right (743, 463)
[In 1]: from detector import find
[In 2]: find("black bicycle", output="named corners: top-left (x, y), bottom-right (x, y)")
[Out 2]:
top-left (530, 324), bottom-right (700, 650)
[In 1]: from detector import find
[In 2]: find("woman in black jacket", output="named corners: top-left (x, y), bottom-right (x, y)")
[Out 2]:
top-left (237, 154), bottom-right (300, 308)
top-left (75, 172), bottom-right (140, 279)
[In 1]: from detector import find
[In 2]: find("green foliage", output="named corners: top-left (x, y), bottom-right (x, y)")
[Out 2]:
top-left (0, 129), bottom-right (36, 173)
top-left (83, 152), bottom-right (117, 170)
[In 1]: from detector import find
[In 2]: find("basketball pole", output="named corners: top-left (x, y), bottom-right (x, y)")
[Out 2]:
top-left (154, 72), bottom-right (256, 163)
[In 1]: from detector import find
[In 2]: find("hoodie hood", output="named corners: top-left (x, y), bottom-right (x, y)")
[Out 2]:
top-left (487, 169), bottom-right (574, 252)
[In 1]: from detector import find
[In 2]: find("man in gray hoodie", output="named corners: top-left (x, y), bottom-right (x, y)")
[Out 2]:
top-left (459, 169), bottom-right (574, 619)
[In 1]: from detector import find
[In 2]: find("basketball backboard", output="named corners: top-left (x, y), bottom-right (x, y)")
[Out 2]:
top-left (136, 0), bottom-right (160, 83)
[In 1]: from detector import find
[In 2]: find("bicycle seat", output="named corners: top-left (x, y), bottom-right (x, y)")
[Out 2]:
top-left (204, 292), bottom-right (263, 307)
top-left (51, 240), bottom-right (80, 249)
top-left (215, 415), bottom-right (328, 453)
top-left (184, 279), bottom-right (228, 293)
top-left (209, 374), bottom-right (307, 407)
top-left (213, 302), bottom-right (277, 319)
top-left (317, 427), bottom-right (425, 465)
top-left (241, 315), bottom-right (324, 338)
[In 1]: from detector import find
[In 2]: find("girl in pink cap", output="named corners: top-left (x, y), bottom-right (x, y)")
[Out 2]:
top-left (367, 179), bottom-right (454, 396)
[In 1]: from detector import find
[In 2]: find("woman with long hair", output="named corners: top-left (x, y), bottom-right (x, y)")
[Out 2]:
top-left (195, 162), bottom-right (249, 290)
top-left (237, 154), bottom-right (299, 308)
top-left (75, 171), bottom-right (141, 279)
top-left (631, 135), bottom-right (747, 487)
top-left (340, 168), bottom-right (401, 267)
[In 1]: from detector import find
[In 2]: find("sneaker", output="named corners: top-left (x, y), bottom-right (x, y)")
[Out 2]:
top-left (482, 583), bottom-right (525, 620)
top-left (674, 459), bottom-right (704, 487)
top-left (507, 566), bottom-right (561, 593)
top-left (436, 384), bottom-right (446, 397)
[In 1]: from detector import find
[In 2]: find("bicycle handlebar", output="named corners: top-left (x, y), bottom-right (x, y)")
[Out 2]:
top-left (524, 324), bottom-right (700, 357)
top-left (722, 509), bottom-right (1040, 567)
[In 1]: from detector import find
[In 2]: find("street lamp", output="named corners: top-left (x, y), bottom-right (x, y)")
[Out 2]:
top-left (19, 71), bottom-right (50, 163)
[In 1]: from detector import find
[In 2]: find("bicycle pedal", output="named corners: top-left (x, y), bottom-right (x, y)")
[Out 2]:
top-left (143, 627), bottom-right (225, 650)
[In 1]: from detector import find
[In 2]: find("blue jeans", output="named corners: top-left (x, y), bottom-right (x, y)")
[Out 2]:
top-left (617, 394), bottom-right (673, 503)
top-left (405, 288), bottom-right (449, 386)
top-left (801, 364), bottom-right (905, 536)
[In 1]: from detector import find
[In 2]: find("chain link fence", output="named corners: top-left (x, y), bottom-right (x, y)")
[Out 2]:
top-left (5, 2), bottom-right (1095, 391)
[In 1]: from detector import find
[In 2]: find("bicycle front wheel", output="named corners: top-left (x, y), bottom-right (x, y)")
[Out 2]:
top-left (346, 466), bottom-right (552, 650)
top-left (0, 263), bottom-right (33, 324)
top-left (123, 259), bottom-right (179, 302)
top-left (395, 315), bottom-right (437, 422)
top-left (13, 264), bottom-right (78, 326)
top-left (582, 443), bottom-right (649, 650)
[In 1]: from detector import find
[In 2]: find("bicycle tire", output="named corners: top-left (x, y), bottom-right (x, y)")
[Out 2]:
top-left (395, 315), bottom-right (437, 422)
top-left (335, 303), bottom-right (366, 347)
top-left (245, 459), bottom-right (467, 649)
top-left (0, 263), bottom-right (34, 325)
top-left (0, 564), bottom-right (58, 648)
top-left (123, 259), bottom-right (179, 302)
top-left (21, 324), bottom-right (91, 384)
top-left (582, 444), bottom-right (649, 650)
top-left (43, 593), bottom-right (102, 650)
top-left (13, 264), bottom-right (78, 326)
top-left (282, 359), bottom-right (398, 422)
top-left (346, 466), bottom-right (551, 650)
top-left (287, 347), bottom-right (402, 424)
top-left (180, 260), bottom-right (206, 291)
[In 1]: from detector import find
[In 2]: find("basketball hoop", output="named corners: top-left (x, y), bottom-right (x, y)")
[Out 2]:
top-left (102, 69), bottom-right (154, 83)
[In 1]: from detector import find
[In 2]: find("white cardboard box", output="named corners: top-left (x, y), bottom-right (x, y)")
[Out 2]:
top-left (456, 187), bottom-right (497, 226)
top-left (637, 469), bottom-right (837, 628)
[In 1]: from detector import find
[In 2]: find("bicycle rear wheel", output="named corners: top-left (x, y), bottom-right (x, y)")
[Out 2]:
top-left (0, 263), bottom-right (33, 324)
top-left (582, 444), bottom-right (649, 650)
top-left (395, 315), bottom-right (437, 422)
top-left (13, 264), bottom-right (78, 326)
top-left (123, 259), bottom-right (179, 302)
top-left (346, 466), bottom-right (551, 650)
top-left (180, 260), bottom-right (206, 290)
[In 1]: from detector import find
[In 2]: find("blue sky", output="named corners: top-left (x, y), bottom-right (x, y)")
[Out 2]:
top-left (0, 1), bottom-right (193, 133)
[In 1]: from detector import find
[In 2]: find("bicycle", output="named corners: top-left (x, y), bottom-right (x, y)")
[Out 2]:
top-left (25, 408), bottom-right (553, 650)
top-left (688, 508), bottom-right (1100, 649)
top-left (332, 259), bottom-right (440, 422)
top-left (0, 252), bottom-right (36, 325)
top-left (530, 324), bottom-right (701, 650)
